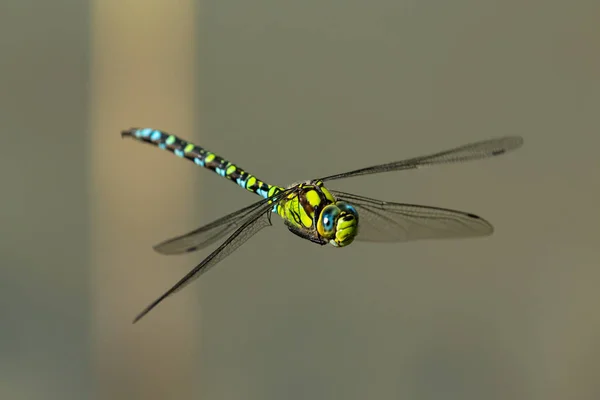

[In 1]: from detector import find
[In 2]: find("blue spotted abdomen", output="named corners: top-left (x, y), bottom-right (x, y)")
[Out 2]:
top-left (122, 128), bottom-right (283, 199)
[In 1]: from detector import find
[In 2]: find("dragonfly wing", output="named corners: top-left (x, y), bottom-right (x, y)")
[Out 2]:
top-left (153, 197), bottom-right (274, 255)
top-left (133, 201), bottom-right (275, 323)
top-left (320, 136), bottom-right (523, 182)
top-left (331, 191), bottom-right (494, 243)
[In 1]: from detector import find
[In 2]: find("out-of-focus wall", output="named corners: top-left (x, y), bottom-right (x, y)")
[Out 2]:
top-left (194, 1), bottom-right (600, 400)
top-left (1, 0), bottom-right (203, 399)
top-left (0, 1), bottom-right (91, 399)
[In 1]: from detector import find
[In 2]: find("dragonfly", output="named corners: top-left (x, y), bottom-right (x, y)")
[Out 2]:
top-left (122, 128), bottom-right (523, 322)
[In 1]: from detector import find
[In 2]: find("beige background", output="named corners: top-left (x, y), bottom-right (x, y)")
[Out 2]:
top-left (1, 0), bottom-right (599, 399)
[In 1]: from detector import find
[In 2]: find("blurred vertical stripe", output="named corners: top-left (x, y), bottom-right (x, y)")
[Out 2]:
top-left (89, 1), bottom-right (200, 399)
top-left (0, 1), bottom-right (90, 399)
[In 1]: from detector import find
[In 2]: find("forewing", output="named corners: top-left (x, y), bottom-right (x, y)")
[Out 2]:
top-left (320, 136), bottom-right (523, 182)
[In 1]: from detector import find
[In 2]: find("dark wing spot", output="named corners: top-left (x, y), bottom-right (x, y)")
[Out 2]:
top-left (466, 213), bottom-right (480, 219)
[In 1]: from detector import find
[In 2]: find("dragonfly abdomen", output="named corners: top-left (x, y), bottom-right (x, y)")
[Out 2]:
top-left (122, 128), bottom-right (282, 199)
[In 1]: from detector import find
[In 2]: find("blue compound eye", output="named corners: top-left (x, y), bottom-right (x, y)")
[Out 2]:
top-left (336, 202), bottom-right (358, 219)
top-left (317, 204), bottom-right (341, 238)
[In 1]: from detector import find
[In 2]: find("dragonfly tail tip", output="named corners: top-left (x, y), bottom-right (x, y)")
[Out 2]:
top-left (121, 128), bottom-right (139, 139)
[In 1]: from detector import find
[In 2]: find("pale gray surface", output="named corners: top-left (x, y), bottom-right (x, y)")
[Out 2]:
top-left (195, 1), bottom-right (599, 399)
top-left (1, 0), bottom-right (599, 399)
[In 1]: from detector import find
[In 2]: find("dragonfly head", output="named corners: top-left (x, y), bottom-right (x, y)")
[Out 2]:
top-left (317, 201), bottom-right (359, 247)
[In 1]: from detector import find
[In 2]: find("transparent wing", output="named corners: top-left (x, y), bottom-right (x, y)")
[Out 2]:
top-left (133, 201), bottom-right (276, 323)
top-left (153, 197), bottom-right (273, 255)
top-left (320, 136), bottom-right (523, 182)
top-left (331, 191), bottom-right (494, 243)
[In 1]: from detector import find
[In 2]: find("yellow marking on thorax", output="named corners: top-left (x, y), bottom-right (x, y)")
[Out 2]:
top-left (305, 190), bottom-right (321, 211)
top-left (277, 183), bottom-right (338, 233)
top-left (299, 204), bottom-right (312, 227)
top-left (277, 194), bottom-right (309, 228)
top-left (320, 186), bottom-right (335, 203)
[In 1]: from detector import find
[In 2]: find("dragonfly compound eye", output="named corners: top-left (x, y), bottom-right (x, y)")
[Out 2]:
top-left (336, 201), bottom-right (358, 218)
top-left (317, 204), bottom-right (341, 239)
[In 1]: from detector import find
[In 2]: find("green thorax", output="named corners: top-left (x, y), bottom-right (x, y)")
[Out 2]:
top-left (276, 180), bottom-right (338, 245)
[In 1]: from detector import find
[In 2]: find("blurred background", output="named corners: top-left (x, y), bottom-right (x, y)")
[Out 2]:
top-left (1, 0), bottom-right (599, 399)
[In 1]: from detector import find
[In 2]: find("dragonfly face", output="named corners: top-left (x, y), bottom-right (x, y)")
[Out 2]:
top-left (317, 201), bottom-right (359, 247)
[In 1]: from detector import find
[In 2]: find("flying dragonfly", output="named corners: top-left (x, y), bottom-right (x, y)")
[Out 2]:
top-left (122, 128), bottom-right (523, 323)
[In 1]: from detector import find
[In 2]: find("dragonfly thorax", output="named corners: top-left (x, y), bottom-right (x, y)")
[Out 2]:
top-left (277, 180), bottom-right (359, 247)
